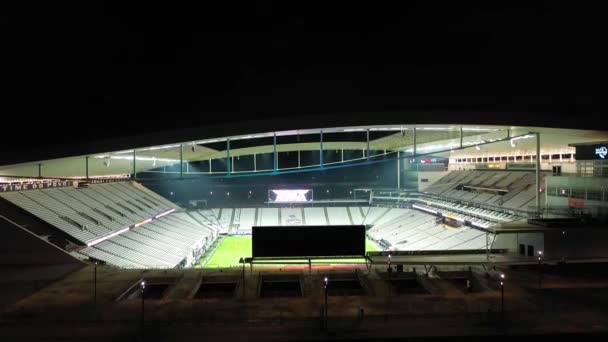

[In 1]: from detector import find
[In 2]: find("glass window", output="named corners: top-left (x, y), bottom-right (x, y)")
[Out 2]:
top-left (587, 190), bottom-right (602, 201)
top-left (571, 189), bottom-right (585, 199)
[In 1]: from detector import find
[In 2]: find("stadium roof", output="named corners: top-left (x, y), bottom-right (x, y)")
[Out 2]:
top-left (1, 124), bottom-right (607, 179)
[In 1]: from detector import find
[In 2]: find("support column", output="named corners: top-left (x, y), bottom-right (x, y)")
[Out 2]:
top-left (133, 150), bottom-right (136, 179)
top-left (366, 129), bottom-right (370, 161)
top-left (273, 133), bottom-right (278, 172)
top-left (85, 156), bottom-right (89, 180)
top-left (486, 232), bottom-right (489, 261)
top-left (341, 148), bottom-right (344, 162)
top-left (38, 163), bottom-right (42, 179)
top-left (254, 153), bottom-right (257, 172)
top-left (226, 139), bottom-right (231, 175)
top-left (460, 126), bottom-right (463, 148)
top-left (209, 158), bottom-right (212, 173)
top-left (179, 144), bottom-right (183, 179)
top-left (298, 150), bottom-right (301, 168)
top-left (397, 151), bottom-right (401, 189)
top-left (536, 132), bottom-right (541, 211)
top-left (413, 126), bottom-right (417, 157)
top-left (320, 131), bottom-right (324, 167)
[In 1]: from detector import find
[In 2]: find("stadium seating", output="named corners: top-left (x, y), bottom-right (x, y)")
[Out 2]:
top-left (259, 208), bottom-right (279, 226)
top-left (325, 207), bottom-right (351, 225)
top-left (217, 208), bottom-right (234, 232)
top-left (421, 170), bottom-right (546, 211)
top-left (365, 207), bottom-right (494, 252)
top-left (363, 206), bottom-right (392, 225)
top-left (281, 207), bottom-right (303, 226)
top-left (348, 207), bottom-right (366, 225)
top-left (1, 181), bottom-right (218, 269)
top-left (194, 210), bottom-right (223, 232)
top-left (0, 182), bottom-right (178, 245)
top-left (236, 208), bottom-right (257, 233)
top-left (75, 213), bottom-right (217, 268)
top-left (302, 207), bottom-right (327, 225)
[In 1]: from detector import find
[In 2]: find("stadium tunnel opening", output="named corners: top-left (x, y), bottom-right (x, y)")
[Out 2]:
top-left (386, 269), bottom-right (430, 295)
top-left (258, 274), bottom-right (303, 298)
top-left (193, 281), bottom-right (238, 299)
top-left (323, 272), bottom-right (367, 296)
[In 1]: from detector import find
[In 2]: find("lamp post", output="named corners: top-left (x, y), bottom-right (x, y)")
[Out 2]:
top-left (140, 280), bottom-right (146, 339)
top-left (537, 251), bottom-right (543, 289)
top-left (387, 253), bottom-right (392, 320)
top-left (500, 273), bottom-right (505, 314)
top-left (94, 261), bottom-right (98, 306)
top-left (324, 277), bottom-right (328, 331)
top-left (387, 255), bottom-right (392, 298)
top-left (241, 257), bottom-right (246, 299)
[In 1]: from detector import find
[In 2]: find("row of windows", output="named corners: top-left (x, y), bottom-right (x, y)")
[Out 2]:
top-left (577, 160), bottom-right (608, 178)
top-left (546, 186), bottom-right (606, 201)
top-left (454, 154), bottom-right (574, 163)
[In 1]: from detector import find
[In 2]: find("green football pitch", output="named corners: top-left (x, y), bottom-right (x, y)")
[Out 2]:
top-left (200, 235), bottom-right (379, 268)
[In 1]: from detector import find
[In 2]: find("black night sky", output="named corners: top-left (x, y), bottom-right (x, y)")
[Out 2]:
top-left (1, 3), bottom-right (605, 164)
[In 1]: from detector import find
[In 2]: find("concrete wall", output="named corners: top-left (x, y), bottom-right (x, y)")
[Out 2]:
top-left (492, 234), bottom-right (517, 251)
top-left (515, 233), bottom-right (545, 258)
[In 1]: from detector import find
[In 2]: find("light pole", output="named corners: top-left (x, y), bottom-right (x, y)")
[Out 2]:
top-left (140, 280), bottom-right (146, 338)
top-left (241, 257), bottom-right (246, 299)
top-left (500, 273), bottom-right (505, 315)
top-left (387, 254), bottom-right (392, 297)
top-left (94, 261), bottom-right (98, 306)
top-left (323, 276), bottom-right (328, 331)
top-left (386, 253), bottom-right (392, 320)
top-left (537, 251), bottom-right (543, 289)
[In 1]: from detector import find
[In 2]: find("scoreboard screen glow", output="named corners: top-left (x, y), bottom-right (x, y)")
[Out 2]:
top-left (268, 189), bottom-right (313, 202)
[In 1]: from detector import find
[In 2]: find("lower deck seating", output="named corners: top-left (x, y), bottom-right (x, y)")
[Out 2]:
top-left (366, 207), bottom-right (494, 252)
top-left (75, 212), bottom-right (217, 268)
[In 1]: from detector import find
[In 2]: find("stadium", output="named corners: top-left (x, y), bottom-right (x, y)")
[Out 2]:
top-left (3, 3), bottom-right (608, 340)
top-left (2, 119), bottom-right (608, 340)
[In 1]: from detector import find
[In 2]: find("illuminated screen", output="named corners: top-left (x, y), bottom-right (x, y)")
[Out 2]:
top-left (268, 189), bottom-right (313, 202)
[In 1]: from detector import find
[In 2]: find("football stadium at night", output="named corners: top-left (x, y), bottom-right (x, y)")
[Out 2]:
top-left (2, 3), bottom-right (608, 341)
top-left (2, 120), bottom-right (608, 340)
